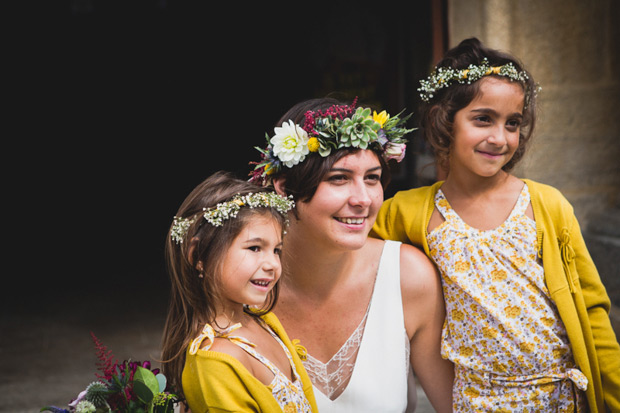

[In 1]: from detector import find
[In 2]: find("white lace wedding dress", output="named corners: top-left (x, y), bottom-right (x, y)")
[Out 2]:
top-left (302, 240), bottom-right (418, 412)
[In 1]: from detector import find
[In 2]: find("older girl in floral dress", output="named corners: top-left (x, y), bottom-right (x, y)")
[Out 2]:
top-left (372, 38), bottom-right (620, 412)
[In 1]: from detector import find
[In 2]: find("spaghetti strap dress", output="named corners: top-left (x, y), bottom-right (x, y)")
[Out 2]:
top-left (427, 183), bottom-right (588, 411)
top-left (302, 240), bottom-right (417, 412)
top-left (189, 320), bottom-right (314, 412)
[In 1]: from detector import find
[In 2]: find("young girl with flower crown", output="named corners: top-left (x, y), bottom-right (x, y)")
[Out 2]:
top-left (160, 171), bottom-right (318, 412)
top-left (372, 38), bottom-right (620, 412)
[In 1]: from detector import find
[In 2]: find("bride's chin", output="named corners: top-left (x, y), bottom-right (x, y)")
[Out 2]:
top-left (333, 233), bottom-right (369, 251)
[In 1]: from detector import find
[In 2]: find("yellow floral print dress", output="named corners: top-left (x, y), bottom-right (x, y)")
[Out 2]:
top-left (428, 184), bottom-right (588, 412)
top-left (189, 321), bottom-right (313, 412)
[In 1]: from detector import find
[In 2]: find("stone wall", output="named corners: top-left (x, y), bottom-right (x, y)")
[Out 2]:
top-left (446, 0), bottom-right (620, 317)
top-left (447, 0), bottom-right (619, 223)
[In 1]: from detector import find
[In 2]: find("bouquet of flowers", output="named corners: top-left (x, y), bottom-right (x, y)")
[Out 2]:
top-left (41, 332), bottom-right (178, 413)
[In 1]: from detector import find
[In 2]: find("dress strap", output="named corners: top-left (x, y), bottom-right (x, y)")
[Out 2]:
top-left (189, 322), bottom-right (255, 355)
top-left (435, 184), bottom-right (532, 228)
top-left (506, 182), bottom-right (531, 220)
top-left (434, 189), bottom-right (460, 224)
top-left (190, 320), bottom-right (299, 381)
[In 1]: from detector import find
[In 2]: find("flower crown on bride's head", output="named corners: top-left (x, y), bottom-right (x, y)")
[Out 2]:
top-left (249, 98), bottom-right (415, 186)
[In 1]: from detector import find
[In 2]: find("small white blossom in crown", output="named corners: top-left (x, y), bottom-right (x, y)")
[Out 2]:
top-left (418, 58), bottom-right (530, 102)
top-left (170, 192), bottom-right (295, 244)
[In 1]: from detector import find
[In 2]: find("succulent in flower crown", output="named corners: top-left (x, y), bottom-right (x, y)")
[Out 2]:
top-left (249, 98), bottom-right (415, 185)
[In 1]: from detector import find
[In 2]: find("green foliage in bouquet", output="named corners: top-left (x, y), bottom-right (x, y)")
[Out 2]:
top-left (41, 333), bottom-right (178, 413)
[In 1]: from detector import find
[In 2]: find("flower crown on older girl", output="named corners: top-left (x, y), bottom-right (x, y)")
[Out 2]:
top-left (249, 98), bottom-right (414, 186)
top-left (418, 58), bottom-right (532, 103)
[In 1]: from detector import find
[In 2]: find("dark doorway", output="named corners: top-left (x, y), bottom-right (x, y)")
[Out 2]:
top-left (8, 0), bottom-right (440, 302)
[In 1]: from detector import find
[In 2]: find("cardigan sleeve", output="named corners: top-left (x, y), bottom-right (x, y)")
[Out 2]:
top-left (182, 350), bottom-right (275, 412)
top-left (371, 196), bottom-right (404, 241)
top-left (181, 312), bottom-right (319, 413)
top-left (183, 355), bottom-right (260, 412)
top-left (569, 213), bottom-right (620, 411)
top-left (371, 184), bottom-right (439, 252)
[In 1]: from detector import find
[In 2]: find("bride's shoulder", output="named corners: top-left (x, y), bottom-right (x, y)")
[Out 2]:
top-left (399, 242), bottom-right (434, 270)
top-left (398, 243), bottom-right (441, 297)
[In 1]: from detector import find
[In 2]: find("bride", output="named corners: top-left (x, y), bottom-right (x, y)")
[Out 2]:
top-left (248, 97), bottom-right (454, 412)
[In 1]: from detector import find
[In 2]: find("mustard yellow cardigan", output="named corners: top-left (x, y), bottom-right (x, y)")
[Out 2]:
top-left (371, 179), bottom-right (620, 413)
top-left (182, 312), bottom-right (318, 412)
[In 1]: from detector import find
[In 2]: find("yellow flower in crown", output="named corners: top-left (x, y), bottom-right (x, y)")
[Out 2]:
top-left (265, 163), bottom-right (276, 175)
top-left (307, 137), bottom-right (320, 153)
top-left (372, 110), bottom-right (389, 127)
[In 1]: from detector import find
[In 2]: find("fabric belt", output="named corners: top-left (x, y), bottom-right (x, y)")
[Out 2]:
top-left (455, 365), bottom-right (588, 391)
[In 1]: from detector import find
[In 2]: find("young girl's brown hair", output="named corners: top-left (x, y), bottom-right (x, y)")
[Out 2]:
top-left (420, 37), bottom-right (538, 173)
top-left (160, 171), bottom-right (287, 399)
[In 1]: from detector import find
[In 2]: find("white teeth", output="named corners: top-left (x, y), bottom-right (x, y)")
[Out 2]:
top-left (336, 217), bottom-right (364, 224)
top-left (252, 280), bottom-right (270, 286)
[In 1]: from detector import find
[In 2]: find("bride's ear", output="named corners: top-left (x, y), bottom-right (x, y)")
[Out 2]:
top-left (273, 177), bottom-right (287, 197)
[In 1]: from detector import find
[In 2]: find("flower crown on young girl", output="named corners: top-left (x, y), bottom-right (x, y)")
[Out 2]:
top-left (170, 192), bottom-right (295, 244)
top-left (418, 58), bottom-right (531, 103)
top-left (249, 98), bottom-right (414, 186)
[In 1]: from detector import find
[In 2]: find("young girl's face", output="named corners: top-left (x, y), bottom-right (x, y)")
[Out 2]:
top-left (218, 213), bottom-right (283, 311)
top-left (294, 150), bottom-right (383, 251)
top-left (450, 77), bottom-right (525, 178)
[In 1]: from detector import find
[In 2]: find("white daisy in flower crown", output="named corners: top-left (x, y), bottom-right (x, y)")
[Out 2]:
top-left (271, 120), bottom-right (310, 168)
top-left (249, 98), bottom-right (415, 186)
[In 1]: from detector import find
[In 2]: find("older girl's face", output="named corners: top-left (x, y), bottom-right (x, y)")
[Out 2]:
top-left (293, 150), bottom-right (384, 251)
top-left (450, 77), bottom-right (524, 179)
